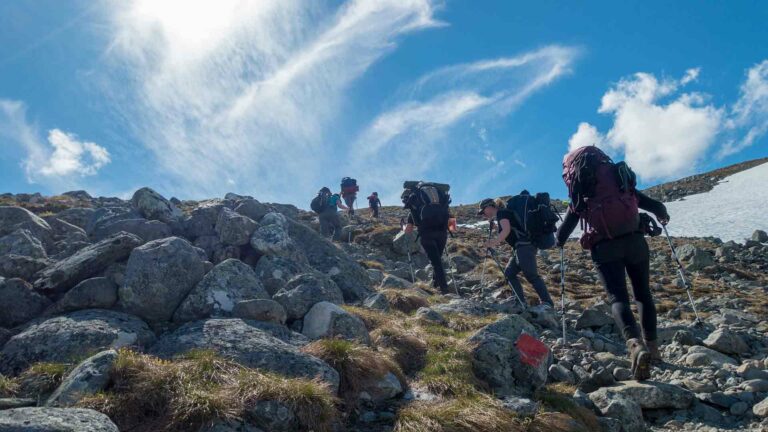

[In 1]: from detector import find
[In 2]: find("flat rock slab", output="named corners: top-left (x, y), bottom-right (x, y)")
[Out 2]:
top-left (0, 407), bottom-right (118, 431)
top-left (589, 381), bottom-right (695, 410)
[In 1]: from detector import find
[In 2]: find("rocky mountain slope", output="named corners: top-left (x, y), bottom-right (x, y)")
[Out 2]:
top-left (0, 178), bottom-right (767, 432)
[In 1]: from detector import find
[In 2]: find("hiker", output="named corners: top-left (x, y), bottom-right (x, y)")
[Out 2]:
top-left (402, 182), bottom-right (452, 294)
top-left (478, 194), bottom-right (555, 307)
top-left (556, 146), bottom-right (670, 380)
top-left (311, 187), bottom-right (348, 241)
top-left (341, 177), bottom-right (359, 217)
top-left (368, 192), bottom-right (382, 218)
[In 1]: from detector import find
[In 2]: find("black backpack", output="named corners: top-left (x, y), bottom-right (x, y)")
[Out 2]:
top-left (311, 190), bottom-right (331, 213)
top-left (506, 192), bottom-right (559, 249)
top-left (406, 182), bottom-right (450, 230)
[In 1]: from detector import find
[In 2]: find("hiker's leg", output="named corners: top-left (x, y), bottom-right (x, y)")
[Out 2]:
top-left (319, 213), bottom-right (331, 237)
top-left (626, 236), bottom-right (657, 342)
top-left (596, 259), bottom-right (641, 341)
top-left (421, 231), bottom-right (448, 293)
top-left (517, 244), bottom-right (554, 306)
top-left (331, 213), bottom-right (343, 241)
top-left (434, 231), bottom-right (449, 292)
top-left (503, 254), bottom-right (528, 305)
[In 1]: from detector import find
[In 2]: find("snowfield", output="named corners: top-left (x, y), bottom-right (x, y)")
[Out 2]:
top-left (662, 162), bottom-right (768, 243)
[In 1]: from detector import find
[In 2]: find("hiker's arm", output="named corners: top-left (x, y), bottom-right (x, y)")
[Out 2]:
top-left (486, 218), bottom-right (511, 248)
top-left (556, 209), bottom-right (579, 247)
top-left (636, 191), bottom-right (670, 225)
top-left (337, 200), bottom-right (349, 210)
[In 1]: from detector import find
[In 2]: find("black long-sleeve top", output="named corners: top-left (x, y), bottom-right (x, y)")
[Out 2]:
top-left (556, 190), bottom-right (669, 246)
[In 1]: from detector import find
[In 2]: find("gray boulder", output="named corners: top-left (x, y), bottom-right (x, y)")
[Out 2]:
top-left (217, 208), bottom-right (257, 246)
top-left (245, 400), bottom-right (297, 432)
top-left (593, 397), bottom-right (645, 432)
top-left (450, 255), bottom-right (476, 273)
top-left (468, 315), bottom-right (550, 396)
top-left (253, 256), bottom-right (307, 297)
top-left (433, 299), bottom-right (491, 316)
top-left (676, 243), bottom-right (697, 261)
top-left (588, 381), bottom-right (694, 410)
top-left (235, 199), bottom-right (269, 222)
top-left (359, 372), bottom-right (403, 403)
top-left (0, 407), bottom-right (118, 431)
top-left (0, 206), bottom-right (52, 247)
top-left (575, 308), bottom-right (614, 329)
top-left (86, 207), bottom-right (142, 236)
top-left (131, 187), bottom-right (179, 222)
top-left (302, 302), bottom-right (370, 344)
top-left (91, 218), bottom-right (171, 242)
top-left (684, 345), bottom-right (738, 367)
top-left (174, 259), bottom-right (269, 322)
top-left (0, 254), bottom-right (51, 280)
top-left (119, 237), bottom-right (207, 322)
top-left (184, 203), bottom-right (225, 239)
top-left (363, 293), bottom-right (389, 311)
top-left (415, 307), bottom-right (447, 325)
top-left (686, 248), bottom-right (715, 271)
top-left (273, 274), bottom-right (345, 320)
top-left (34, 232), bottom-right (142, 295)
top-left (45, 277), bottom-right (117, 315)
top-left (250, 223), bottom-right (294, 256)
top-left (0, 278), bottom-right (51, 327)
top-left (379, 274), bottom-right (412, 289)
top-left (46, 350), bottom-right (118, 407)
top-left (150, 318), bottom-right (339, 392)
top-left (45, 218), bottom-right (89, 244)
top-left (703, 328), bottom-right (750, 355)
top-left (0, 229), bottom-right (47, 258)
top-left (232, 299), bottom-right (287, 325)
top-left (392, 231), bottom-right (420, 255)
top-left (55, 207), bottom-right (97, 230)
top-left (286, 219), bottom-right (372, 302)
top-left (0, 309), bottom-right (155, 375)
top-left (754, 396), bottom-right (768, 417)
top-left (752, 229), bottom-right (768, 243)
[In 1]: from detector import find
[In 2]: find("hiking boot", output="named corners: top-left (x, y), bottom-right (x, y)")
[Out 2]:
top-left (645, 339), bottom-right (663, 364)
top-left (626, 338), bottom-right (651, 381)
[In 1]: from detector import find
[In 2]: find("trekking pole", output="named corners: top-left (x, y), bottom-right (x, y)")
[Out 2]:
top-left (444, 238), bottom-right (460, 296)
top-left (559, 247), bottom-right (567, 344)
top-left (662, 225), bottom-right (702, 324)
top-left (478, 221), bottom-right (494, 296)
top-left (487, 248), bottom-right (527, 310)
top-left (401, 218), bottom-right (416, 283)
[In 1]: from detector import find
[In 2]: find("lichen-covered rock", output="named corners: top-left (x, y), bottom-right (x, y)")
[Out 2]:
top-left (149, 318), bottom-right (339, 392)
top-left (234, 199), bottom-right (270, 222)
top-left (0, 206), bottom-right (52, 247)
top-left (272, 274), bottom-right (344, 320)
top-left (0, 309), bottom-right (155, 375)
top-left (34, 232), bottom-right (142, 295)
top-left (0, 254), bottom-right (51, 281)
top-left (232, 299), bottom-right (287, 325)
top-left (174, 259), bottom-right (270, 322)
top-left (588, 381), bottom-right (695, 410)
top-left (302, 302), bottom-right (370, 343)
top-left (253, 256), bottom-right (307, 297)
top-left (91, 218), bottom-right (172, 242)
top-left (45, 277), bottom-right (118, 315)
top-left (119, 237), bottom-right (207, 322)
top-left (0, 278), bottom-right (51, 327)
top-left (0, 228), bottom-right (47, 258)
top-left (217, 208), bottom-right (258, 246)
top-left (46, 350), bottom-right (118, 407)
top-left (0, 407), bottom-right (119, 431)
top-left (131, 187), bottom-right (179, 222)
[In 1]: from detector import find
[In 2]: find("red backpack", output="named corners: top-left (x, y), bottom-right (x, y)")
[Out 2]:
top-left (562, 146), bottom-right (639, 249)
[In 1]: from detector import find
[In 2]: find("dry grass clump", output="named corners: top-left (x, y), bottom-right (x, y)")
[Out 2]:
top-left (0, 374), bottom-right (19, 397)
top-left (371, 327), bottom-right (428, 375)
top-left (77, 349), bottom-right (336, 432)
top-left (416, 336), bottom-right (481, 398)
top-left (394, 395), bottom-right (524, 432)
top-left (359, 260), bottom-right (385, 270)
top-left (342, 305), bottom-right (396, 330)
top-left (444, 313), bottom-right (503, 333)
top-left (534, 384), bottom-right (601, 431)
top-left (16, 362), bottom-right (71, 398)
top-left (382, 290), bottom-right (430, 314)
top-left (302, 339), bottom-right (405, 406)
top-left (528, 412), bottom-right (592, 432)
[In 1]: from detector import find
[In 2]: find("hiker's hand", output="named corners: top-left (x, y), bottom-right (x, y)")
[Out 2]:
top-left (658, 214), bottom-right (670, 226)
top-left (404, 224), bottom-right (414, 234)
top-left (484, 238), bottom-right (500, 248)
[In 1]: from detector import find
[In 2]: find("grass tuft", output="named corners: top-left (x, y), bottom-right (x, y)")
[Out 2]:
top-left (395, 395), bottom-right (524, 432)
top-left (371, 327), bottom-right (428, 375)
top-left (302, 339), bottom-right (405, 407)
top-left (77, 349), bottom-right (336, 432)
top-left (382, 290), bottom-right (430, 314)
top-left (0, 374), bottom-right (19, 397)
top-left (534, 384), bottom-right (601, 431)
top-left (17, 362), bottom-right (71, 398)
top-left (342, 305), bottom-right (396, 330)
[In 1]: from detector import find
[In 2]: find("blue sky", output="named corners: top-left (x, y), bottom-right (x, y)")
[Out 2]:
top-left (1, 1), bottom-right (766, 207)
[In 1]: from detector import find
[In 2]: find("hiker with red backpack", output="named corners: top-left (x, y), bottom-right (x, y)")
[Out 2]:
top-left (340, 177), bottom-right (359, 217)
top-left (556, 145), bottom-right (670, 381)
top-left (478, 192), bottom-right (557, 308)
top-left (402, 181), bottom-right (453, 294)
top-left (311, 187), bottom-right (348, 241)
top-left (368, 192), bottom-right (382, 218)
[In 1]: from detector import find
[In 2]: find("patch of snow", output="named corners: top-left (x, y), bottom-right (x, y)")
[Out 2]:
top-left (210, 290), bottom-right (235, 312)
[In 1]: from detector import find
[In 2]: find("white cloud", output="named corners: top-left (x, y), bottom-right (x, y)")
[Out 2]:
top-left (103, 0), bottom-right (444, 202)
top-left (568, 122), bottom-right (604, 151)
top-left (719, 59), bottom-right (768, 157)
top-left (0, 99), bottom-right (109, 184)
top-left (352, 45), bottom-right (579, 203)
top-left (569, 70), bottom-right (723, 180)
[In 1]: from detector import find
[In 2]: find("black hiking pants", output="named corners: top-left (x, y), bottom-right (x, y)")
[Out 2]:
top-left (344, 195), bottom-right (356, 216)
top-left (371, 206), bottom-right (380, 218)
top-left (319, 210), bottom-right (343, 241)
top-left (591, 232), bottom-right (657, 342)
top-left (504, 243), bottom-right (554, 307)
top-left (419, 229), bottom-right (449, 293)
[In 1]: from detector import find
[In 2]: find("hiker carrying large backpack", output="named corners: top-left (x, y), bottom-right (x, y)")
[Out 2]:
top-left (556, 145), bottom-right (670, 381)
top-left (367, 192), bottom-right (382, 218)
top-left (402, 181), bottom-right (452, 294)
top-left (340, 177), bottom-right (359, 217)
top-left (312, 187), bottom-right (348, 241)
top-left (478, 192), bottom-right (555, 307)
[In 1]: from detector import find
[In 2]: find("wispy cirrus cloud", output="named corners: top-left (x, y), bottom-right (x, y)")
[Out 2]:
top-left (351, 45), bottom-right (579, 203)
top-left (720, 60), bottom-right (768, 157)
top-left (0, 99), bottom-right (110, 186)
top-left (102, 0), bottom-right (444, 202)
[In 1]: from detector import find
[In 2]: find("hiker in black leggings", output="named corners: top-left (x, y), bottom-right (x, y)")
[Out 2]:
top-left (404, 203), bottom-right (451, 294)
top-left (557, 190), bottom-right (669, 362)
